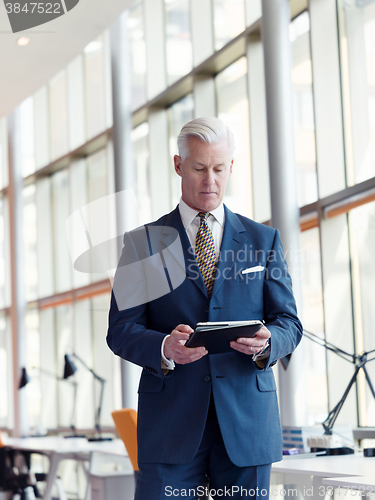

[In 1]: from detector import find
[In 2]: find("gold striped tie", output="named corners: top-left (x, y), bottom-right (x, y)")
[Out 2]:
top-left (195, 212), bottom-right (217, 297)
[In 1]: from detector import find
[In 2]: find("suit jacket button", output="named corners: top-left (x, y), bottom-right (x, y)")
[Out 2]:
top-left (204, 375), bottom-right (211, 382)
top-left (205, 308), bottom-right (209, 313)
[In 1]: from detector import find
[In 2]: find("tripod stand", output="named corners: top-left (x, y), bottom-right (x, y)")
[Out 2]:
top-left (303, 329), bottom-right (375, 435)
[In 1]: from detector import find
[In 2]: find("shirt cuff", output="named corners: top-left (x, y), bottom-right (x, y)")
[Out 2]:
top-left (252, 339), bottom-right (270, 363)
top-left (161, 335), bottom-right (175, 371)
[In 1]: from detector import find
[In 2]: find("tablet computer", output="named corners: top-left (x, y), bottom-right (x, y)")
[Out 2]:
top-left (185, 320), bottom-right (263, 354)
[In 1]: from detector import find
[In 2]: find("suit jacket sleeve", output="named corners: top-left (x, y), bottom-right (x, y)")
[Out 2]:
top-left (107, 231), bottom-right (167, 379)
top-left (262, 229), bottom-right (303, 369)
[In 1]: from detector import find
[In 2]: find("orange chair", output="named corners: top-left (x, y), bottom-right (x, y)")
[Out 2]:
top-left (111, 408), bottom-right (139, 473)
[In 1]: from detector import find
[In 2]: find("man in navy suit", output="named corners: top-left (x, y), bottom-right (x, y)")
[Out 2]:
top-left (107, 117), bottom-right (302, 499)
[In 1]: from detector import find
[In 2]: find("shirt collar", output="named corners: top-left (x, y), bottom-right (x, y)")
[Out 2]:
top-left (178, 198), bottom-right (225, 229)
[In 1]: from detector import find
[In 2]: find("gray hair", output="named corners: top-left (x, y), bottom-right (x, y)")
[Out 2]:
top-left (177, 117), bottom-right (235, 161)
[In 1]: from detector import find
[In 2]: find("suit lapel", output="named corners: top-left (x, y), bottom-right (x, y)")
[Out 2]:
top-left (158, 206), bottom-right (251, 300)
top-left (211, 206), bottom-right (248, 298)
top-left (160, 207), bottom-right (208, 298)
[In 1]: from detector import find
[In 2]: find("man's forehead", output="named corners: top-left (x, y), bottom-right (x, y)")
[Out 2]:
top-left (186, 138), bottom-right (230, 159)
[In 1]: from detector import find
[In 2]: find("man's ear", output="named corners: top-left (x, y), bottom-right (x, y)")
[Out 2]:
top-left (229, 159), bottom-right (234, 175)
top-left (174, 155), bottom-right (183, 177)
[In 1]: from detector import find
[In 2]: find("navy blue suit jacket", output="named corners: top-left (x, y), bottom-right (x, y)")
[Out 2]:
top-left (107, 205), bottom-right (302, 467)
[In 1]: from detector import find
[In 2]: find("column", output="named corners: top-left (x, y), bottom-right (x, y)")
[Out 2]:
top-left (110, 11), bottom-right (141, 410)
top-left (261, 0), bottom-right (307, 426)
top-left (8, 108), bottom-right (29, 437)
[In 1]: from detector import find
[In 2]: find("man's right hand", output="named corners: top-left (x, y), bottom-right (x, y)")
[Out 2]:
top-left (164, 324), bottom-right (208, 365)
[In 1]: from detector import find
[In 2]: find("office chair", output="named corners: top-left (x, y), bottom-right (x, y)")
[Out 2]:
top-left (111, 408), bottom-right (139, 476)
top-left (0, 446), bottom-right (41, 499)
top-left (111, 409), bottom-right (210, 499)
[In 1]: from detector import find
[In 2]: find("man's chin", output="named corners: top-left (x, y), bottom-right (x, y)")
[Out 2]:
top-left (197, 195), bottom-right (220, 212)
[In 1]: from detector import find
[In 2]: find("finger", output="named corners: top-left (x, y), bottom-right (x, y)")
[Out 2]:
top-left (170, 342), bottom-right (207, 358)
top-left (254, 327), bottom-right (271, 339)
top-left (230, 341), bottom-right (253, 355)
top-left (175, 324), bottom-right (194, 333)
top-left (236, 337), bottom-right (266, 348)
top-left (174, 347), bottom-right (208, 364)
top-left (170, 331), bottom-right (191, 342)
top-left (230, 341), bottom-right (263, 355)
top-left (181, 345), bottom-right (207, 356)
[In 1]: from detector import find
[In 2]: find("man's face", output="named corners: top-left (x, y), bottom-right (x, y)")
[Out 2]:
top-left (174, 137), bottom-right (233, 213)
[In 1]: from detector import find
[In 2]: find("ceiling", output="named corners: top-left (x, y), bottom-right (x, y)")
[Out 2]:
top-left (0, 0), bottom-right (134, 118)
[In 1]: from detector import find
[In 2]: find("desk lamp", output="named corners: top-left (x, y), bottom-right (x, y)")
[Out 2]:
top-left (19, 366), bottom-right (83, 438)
top-left (63, 353), bottom-right (111, 442)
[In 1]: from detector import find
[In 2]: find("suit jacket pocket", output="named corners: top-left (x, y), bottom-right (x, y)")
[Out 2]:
top-left (256, 370), bottom-right (277, 392)
top-left (138, 372), bottom-right (164, 393)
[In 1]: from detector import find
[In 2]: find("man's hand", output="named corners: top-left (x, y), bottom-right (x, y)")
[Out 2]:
top-left (164, 324), bottom-right (208, 365)
top-left (230, 326), bottom-right (271, 356)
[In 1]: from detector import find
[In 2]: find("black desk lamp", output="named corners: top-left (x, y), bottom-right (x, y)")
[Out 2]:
top-left (303, 329), bottom-right (375, 436)
top-left (19, 366), bottom-right (83, 437)
top-left (19, 367), bottom-right (30, 389)
top-left (63, 353), bottom-right (111, 442)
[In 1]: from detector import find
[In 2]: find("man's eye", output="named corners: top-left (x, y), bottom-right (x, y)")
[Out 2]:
top-left (195, 168), bottom-right (204, 172)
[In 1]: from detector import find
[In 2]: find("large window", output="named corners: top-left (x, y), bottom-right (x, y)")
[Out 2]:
top-left (168, 94), bottom-right (195, 207)
top-left (338, 0), bottom-right (375, 185)
top-left (213, 0), bottom-right (246, 50)
top-left (300, 227), bottom-right (327, 425)
top-left (84, 34), bottom-right (112, 139)
top-left (132, 123), bottom-right (152, 225)
top-left (50, 71), bottom-right (69, 161)
top-left (291, 12), bottom-right (318, 207)
top-left (23, 185), bottom-right (38, 302)
top-left (20, 97), bottom-right (36, 178)
top-left (128, 1), bottom-right (147, 111)
top-left (216, 57), bottom-right (252, 217)
top-left (165, 0), bottom-right (193, 85)
top-left (0, 313), bottom-right (11, 428)
top-left (349, 201), bottom-right (375, 426)
top-left (0, 196), bottom-right (10, 309)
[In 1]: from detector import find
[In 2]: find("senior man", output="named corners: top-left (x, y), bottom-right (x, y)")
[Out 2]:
top-left (107, 117), bottom-right (302, 499)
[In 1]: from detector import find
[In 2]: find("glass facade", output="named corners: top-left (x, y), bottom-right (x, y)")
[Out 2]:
top-left (1, 0), bottom-right (375, 450)
top-left (128, 1), bottom-right (147, 110)
top-left (338, 0), bottom-right (375, 186)
top-left (291, 12), bottom-right (318, 207)
top-left (165, 0), bottom-right (193, 85)
top-left (168, 95), bottom-right (194, 207)
top-left (216, 57), bottom-right (252, 217)
top-left (213, 0), bottom-right (246, 50)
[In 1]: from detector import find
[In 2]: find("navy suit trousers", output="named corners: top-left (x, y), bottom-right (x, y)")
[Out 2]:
top-left (135, 395), bottom-right (271, 500)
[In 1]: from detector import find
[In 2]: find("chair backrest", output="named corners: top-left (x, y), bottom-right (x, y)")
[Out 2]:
top-left (111, 408), bottom-right (139, 472)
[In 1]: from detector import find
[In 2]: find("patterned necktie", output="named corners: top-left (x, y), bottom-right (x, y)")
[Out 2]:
top-left (195, 212), bottom-right (216, 297)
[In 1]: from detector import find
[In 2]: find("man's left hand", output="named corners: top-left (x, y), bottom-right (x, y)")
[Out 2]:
top-left (230, 326), bottom-right (271, 356)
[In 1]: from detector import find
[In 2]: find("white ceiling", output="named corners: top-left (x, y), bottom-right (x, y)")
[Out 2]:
top-left (0, 0), bottom-right (134, 118)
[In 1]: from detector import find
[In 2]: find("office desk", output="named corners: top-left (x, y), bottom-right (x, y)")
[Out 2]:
top-left (271, 453), bottom-right (375, 500)
top-left (3, 436), bottom-right (128, 500)
top-left (323, 475), bottom-right (375, 493)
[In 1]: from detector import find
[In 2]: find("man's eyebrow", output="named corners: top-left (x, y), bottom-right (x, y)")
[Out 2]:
top-left (192, 162), bottom-right (226, 167)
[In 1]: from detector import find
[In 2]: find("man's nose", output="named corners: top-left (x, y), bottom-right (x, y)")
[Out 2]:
top-left (203, 171), bottom-right (215, 185)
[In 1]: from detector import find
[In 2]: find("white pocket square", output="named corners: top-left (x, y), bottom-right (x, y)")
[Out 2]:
top-left (242, 265), bottom-right (265, 274)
